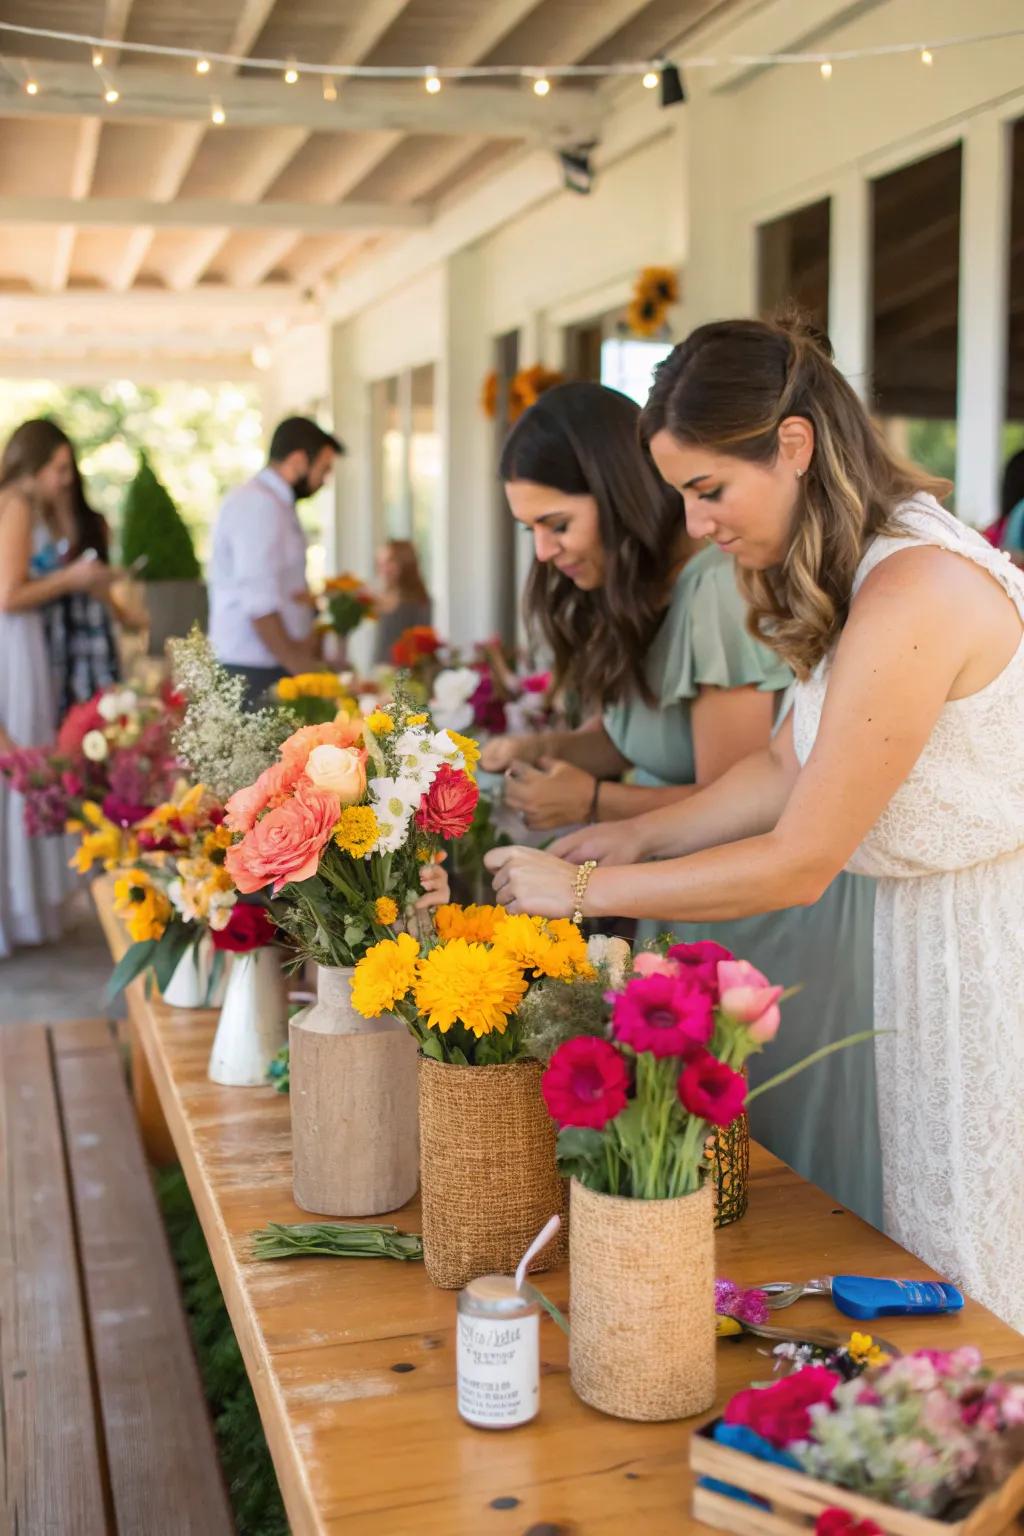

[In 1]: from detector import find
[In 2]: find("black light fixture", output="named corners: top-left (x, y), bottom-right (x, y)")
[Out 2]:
top-left (659, 60), bottom-right (686, 107)
top-left (558, 144), bottom-right (596, 195)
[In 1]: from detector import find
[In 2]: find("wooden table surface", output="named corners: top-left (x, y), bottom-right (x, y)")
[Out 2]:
top-left (93, 881), bottom-right (1024, 1536)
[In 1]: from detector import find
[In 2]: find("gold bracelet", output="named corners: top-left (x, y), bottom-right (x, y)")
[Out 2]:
top-left (571, 859), bottom-right (597, 927)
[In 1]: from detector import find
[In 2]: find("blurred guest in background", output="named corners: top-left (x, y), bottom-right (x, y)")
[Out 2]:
top-left (372, 538), bottom-right (433, 665)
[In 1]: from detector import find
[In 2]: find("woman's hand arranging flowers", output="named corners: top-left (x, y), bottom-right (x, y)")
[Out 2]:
top-left (349, 901), bottom-right (597, 1064)
top-left (543, 942), bottom-right (873, 1200)
top-left (222, 690), bottom-right (477, 968)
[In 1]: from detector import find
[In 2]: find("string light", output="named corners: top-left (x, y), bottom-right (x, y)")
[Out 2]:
top-left (24, 79), bottom-right (39, 95)
top-left (533, 75), bottom-right (551, 97)
top-left (642, 69), bottom-right (659, 89)
top-left (921, 48), bottom-right (934, 65)
top-left (322, 76), bottom-right (338, 101)
top-left (104, 85), bottom-right (119, 103)
top-left (91, 48), bottom-right (103, 67)
top-left (211, 103), bottom-right (225, 124)
top-left (195, 56), bottom-right (210, 75)
top-left (820, 60), bottom-right (833, 78)
top-left (284, 65), bottom-right (299, 84)
top-left (425, 69), bottom-right (441, 94)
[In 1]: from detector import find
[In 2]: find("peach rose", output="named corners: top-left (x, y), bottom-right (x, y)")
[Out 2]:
top-left (223, 759), bottom-right (304, 832)
top-left (305, 744), bottom-right (367, 805)
top-left (225, 780), bottom-right (339, 895)
top-left (279, 715), bottom-right (364, 775)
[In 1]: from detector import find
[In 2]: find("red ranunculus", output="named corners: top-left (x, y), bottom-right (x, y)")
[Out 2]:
top-left (723, 1367), bottom-right (841, 1449)
top-left (542, 1036), bottom-right (629, 1129)
top-left (678, 1050), bottom-right (747, 1127)
top-left (666, 939), bottom-right (734, 998)
top-left (415, 765), bottom-right (479, 839)
top-left (102, 793), bottom-right (152, 828)
top-left (57, 695), bottom-right (104, 755)
top-left (816, 1510), bottom-right (883, 1536)
top-left (610, 972), bottom-right (714, 1059)
top-left (211, 903), bottom-right (278, 953)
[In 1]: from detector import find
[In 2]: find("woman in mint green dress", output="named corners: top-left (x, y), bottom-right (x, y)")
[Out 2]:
top-left (481, 382), bottom-right (880, 1226)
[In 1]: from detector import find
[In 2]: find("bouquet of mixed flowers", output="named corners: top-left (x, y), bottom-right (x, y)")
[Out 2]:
top-left (712, 1346), bottom-right (1024, 1519)
top-left (223, 693), bottom-right (480, 968)
top-left (0, 684), bottom-right (183, 842)
top-left (108, 780), bottom-right (279, 997)
top-left (540, 941), bottom-right (872, 1200)
top-left (320, 573), bottom-right (376, 639)
top-left (273, 672), bottom-right (358, 725)
top-left (350, 901), bottom-right (616, 1064)
top-left (429, 638), bottom-right (555, 737)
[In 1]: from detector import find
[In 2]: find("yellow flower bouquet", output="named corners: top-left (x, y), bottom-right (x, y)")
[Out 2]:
top-left (274, 671), bottom-right (358, 726)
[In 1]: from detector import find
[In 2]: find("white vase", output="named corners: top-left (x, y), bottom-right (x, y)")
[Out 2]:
top-left (162, 936), bottom-right (227, 1009)
top-left (290, 965), bottom-right (419, 1217)
top-left (207, 947), bottom-right (289, 1087)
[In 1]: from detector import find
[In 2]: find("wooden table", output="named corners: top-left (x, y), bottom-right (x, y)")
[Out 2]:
top-left (93, 883), bottom-right (1024, 1536)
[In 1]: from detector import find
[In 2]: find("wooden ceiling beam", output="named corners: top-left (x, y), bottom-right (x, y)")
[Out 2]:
top-left (0, 196), bottom-right (429, 231)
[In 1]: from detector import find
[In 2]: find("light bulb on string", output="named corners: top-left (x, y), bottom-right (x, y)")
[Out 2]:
top-left (533, 75), bottom-right (551, 97)
top-left (425, 69), bottom-right (441, 94)
top-left (104, 85), bottom-right (119, 103)
top-left (211, 103), bottom-right (226, 124)
top-left (322, 76), bottom-right (338, 102)
top-left (92, 48), bottom-right (103, 68)
top-left (25, 79), bottom-right (39, 96)
top-left (820, 60), bottom-right (833, 78)
top-left (921, 48), bottom-right (934, 65)
top-left (196, 57), bottom-right (211, 75)
top-left (642, 69), bottom-right (659, 90)
top-left (284, 65), bottom-right (299, 84)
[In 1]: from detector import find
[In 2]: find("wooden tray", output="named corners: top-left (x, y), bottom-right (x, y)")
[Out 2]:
top-left (690, 1418), bottom-right (1024, 1536)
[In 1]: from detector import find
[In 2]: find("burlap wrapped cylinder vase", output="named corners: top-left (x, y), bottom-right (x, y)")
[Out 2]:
top-left (417, 1056), bottom-right (569, 1289)
top-left (569, 1177), bottom-right (716, 1421)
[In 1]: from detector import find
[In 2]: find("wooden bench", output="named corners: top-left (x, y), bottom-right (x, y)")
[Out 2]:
top-left (0, 1018), bottom-right (234, 1535)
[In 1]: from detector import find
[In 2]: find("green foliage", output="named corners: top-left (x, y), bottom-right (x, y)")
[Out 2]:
top-left (156, 1168), bottom-right (288, 1536)
top-left (121, 453), bottom-right (201, 580)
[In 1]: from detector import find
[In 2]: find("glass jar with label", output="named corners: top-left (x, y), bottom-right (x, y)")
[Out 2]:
top-left (456, 1274), bottom-right (540, 1429)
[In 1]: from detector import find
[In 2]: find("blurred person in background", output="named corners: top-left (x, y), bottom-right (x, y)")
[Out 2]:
top-left (372, 538), bottom-right (433, 665)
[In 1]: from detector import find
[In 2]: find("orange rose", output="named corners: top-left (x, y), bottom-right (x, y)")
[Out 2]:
top-left (223, 759), bottom-right (303, 832)
top-left (279, 715), bottom-right (364, 775)
top-left (225, 780), bottom-right (339, 895)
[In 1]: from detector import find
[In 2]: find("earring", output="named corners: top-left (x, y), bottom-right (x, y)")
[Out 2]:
top-left (795, 468), bottom-right (804, 479)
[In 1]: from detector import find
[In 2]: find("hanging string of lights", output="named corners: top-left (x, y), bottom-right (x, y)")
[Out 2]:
top-left (0, 19), bottom-right (1021, 124)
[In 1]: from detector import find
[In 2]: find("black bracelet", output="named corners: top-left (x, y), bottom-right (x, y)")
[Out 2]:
top-left (587, 775), bottom-right (601, 823)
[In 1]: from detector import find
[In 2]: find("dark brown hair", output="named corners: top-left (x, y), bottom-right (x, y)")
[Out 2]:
top-left (500, 381), bottom-right (684, 707)
top-left (0, 417), bottom-right (74, 495)
top-left (640, 311), bottom-right (950, 678)
top-left (382, 538), bottom-right (430, 605)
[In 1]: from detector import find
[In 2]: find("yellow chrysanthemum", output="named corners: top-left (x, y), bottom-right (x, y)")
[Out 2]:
top-left (433, 903), bottom-right (506, 943)
top-left (374, 895), bottom-right (399, 926)
top-left (351, 932), bottom-right (421, 1016)
top-left (491, 912), bottom-right (557, 973)
top-left (405, 713), bottom-right (428, 726)
top-left (544, 918), bottom-right (596, 978)
top-left (413, 938), bottom-right (528, 1037)
top-left (333, 804), bottom-right (380, 858)
top-left (276, 677), bottom-right (298, 701)
top-left (445, 730), bottom-right (480, 778)
top-left (365, 710), bottom-right (394, 736)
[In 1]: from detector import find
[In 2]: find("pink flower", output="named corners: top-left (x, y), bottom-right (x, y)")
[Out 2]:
top-left (816, 1510), bottom-right (883, 1536)
top-left (717, 959), bottom-right (784, 1042)
top-left (610, 972), bottom-right (714, 1059)
top-left (666, 939), bottom-right (734, 997)
top-left (724, 1367), bottom-right (840, 1449)
top-left (225, 780), bottom-right (339, 895)
top-left (632, 952), bottom-right (682, 979)
top-left (542, 1037), bottom-right (629, 1130)
top-left (224, 759), bottom-right (303, 833)
top-left (678, 1050), bottom-right (747, 1126)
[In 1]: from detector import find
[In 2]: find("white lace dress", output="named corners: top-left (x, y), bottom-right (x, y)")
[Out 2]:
top-left (793, 496), bottom-right (1024, 1333)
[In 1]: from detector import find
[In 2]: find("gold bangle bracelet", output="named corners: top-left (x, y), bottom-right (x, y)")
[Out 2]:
top-left (571, 859), bottom-right (597, 927)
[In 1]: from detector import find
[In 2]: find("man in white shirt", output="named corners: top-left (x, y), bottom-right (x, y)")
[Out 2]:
top-left (209, 416), bottom-right (343, 705)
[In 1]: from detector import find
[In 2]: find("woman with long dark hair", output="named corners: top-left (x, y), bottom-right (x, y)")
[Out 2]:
top-left (489, 314), bottom-right (1024, 1329)
top-left (482, 381), bottom-right (879, 1225)
top-left (372, 537), bottom-right (433, 665)
top-left (46, 453), bottom-right (123, 717)
top-left (0, 418), bottom-right (118, 956)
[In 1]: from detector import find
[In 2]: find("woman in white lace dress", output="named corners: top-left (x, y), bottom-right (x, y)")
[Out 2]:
top-left (487, 315), bottom-right (1024, 1332)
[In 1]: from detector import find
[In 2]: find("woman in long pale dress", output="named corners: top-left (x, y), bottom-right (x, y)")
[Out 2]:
top-left (488, 316), bottom-right (1024, 1331)
top-left (481, 383), bottom-right (880, 1224)
top-left (0, 419), bottom-right (119, 959)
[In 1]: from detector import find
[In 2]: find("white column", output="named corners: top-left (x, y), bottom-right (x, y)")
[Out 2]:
top-left (329, 317), bottom-right (377, 673)
top-left (955, 112), bottom-right (1011, 527)
top-left (829, 171), bottom-right (872, 401)
top-left (439, 248), bottom-right (493, 645)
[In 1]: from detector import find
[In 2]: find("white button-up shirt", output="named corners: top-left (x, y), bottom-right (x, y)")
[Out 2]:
top-left (208, 467), bottom-right (313, 668)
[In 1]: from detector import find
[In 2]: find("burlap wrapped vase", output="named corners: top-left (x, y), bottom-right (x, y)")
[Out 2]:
top-left (290, 966), bottom-right (419, 1217)
top-left (569, 1177), bottom-right (716, 1421)
top-left (417, 1056), bottom-right (569, 1289)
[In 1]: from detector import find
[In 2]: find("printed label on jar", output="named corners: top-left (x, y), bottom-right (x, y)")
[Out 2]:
top-left (457, 1311), bottom-right (539, 1427)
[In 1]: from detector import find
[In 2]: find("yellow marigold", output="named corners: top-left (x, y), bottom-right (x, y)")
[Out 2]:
top-left (365, 710), bottom-right (394, 736)
top-left (333, 804), bottom-right (380, 858)
top-left (544, 918), bottom-right (596, 979)
top-left (287, 672), bottom-right (344, 699)
top-left (352, 932), bottom-right (421, 1016)
top-left (413, 938), bottom-right (528, 1037)
top-left (491, 912), bottom-right (557, 974)
top-left (434, 903), bottom-right (506, 943)
top-left (405, 713), bottom-right (428, 726)
top-left (446, 730), bottom-right (480, 778)
top-left (374, 895), bottom-right (399, 926)
top-left (276, 677), bottom-right (298, 701)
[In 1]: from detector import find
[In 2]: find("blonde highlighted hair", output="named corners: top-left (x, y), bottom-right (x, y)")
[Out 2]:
top-left (639, 311), bottom-right (950, 678)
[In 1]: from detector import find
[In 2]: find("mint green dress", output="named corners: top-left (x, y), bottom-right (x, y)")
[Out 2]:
top-left (603, 545), bottom-right (881, 1227)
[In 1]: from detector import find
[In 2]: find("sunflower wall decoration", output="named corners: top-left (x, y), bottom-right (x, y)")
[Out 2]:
top-left (480, 363), bottom-right (565, 422)
top-left (626, 266), bottom-right (679, 338)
